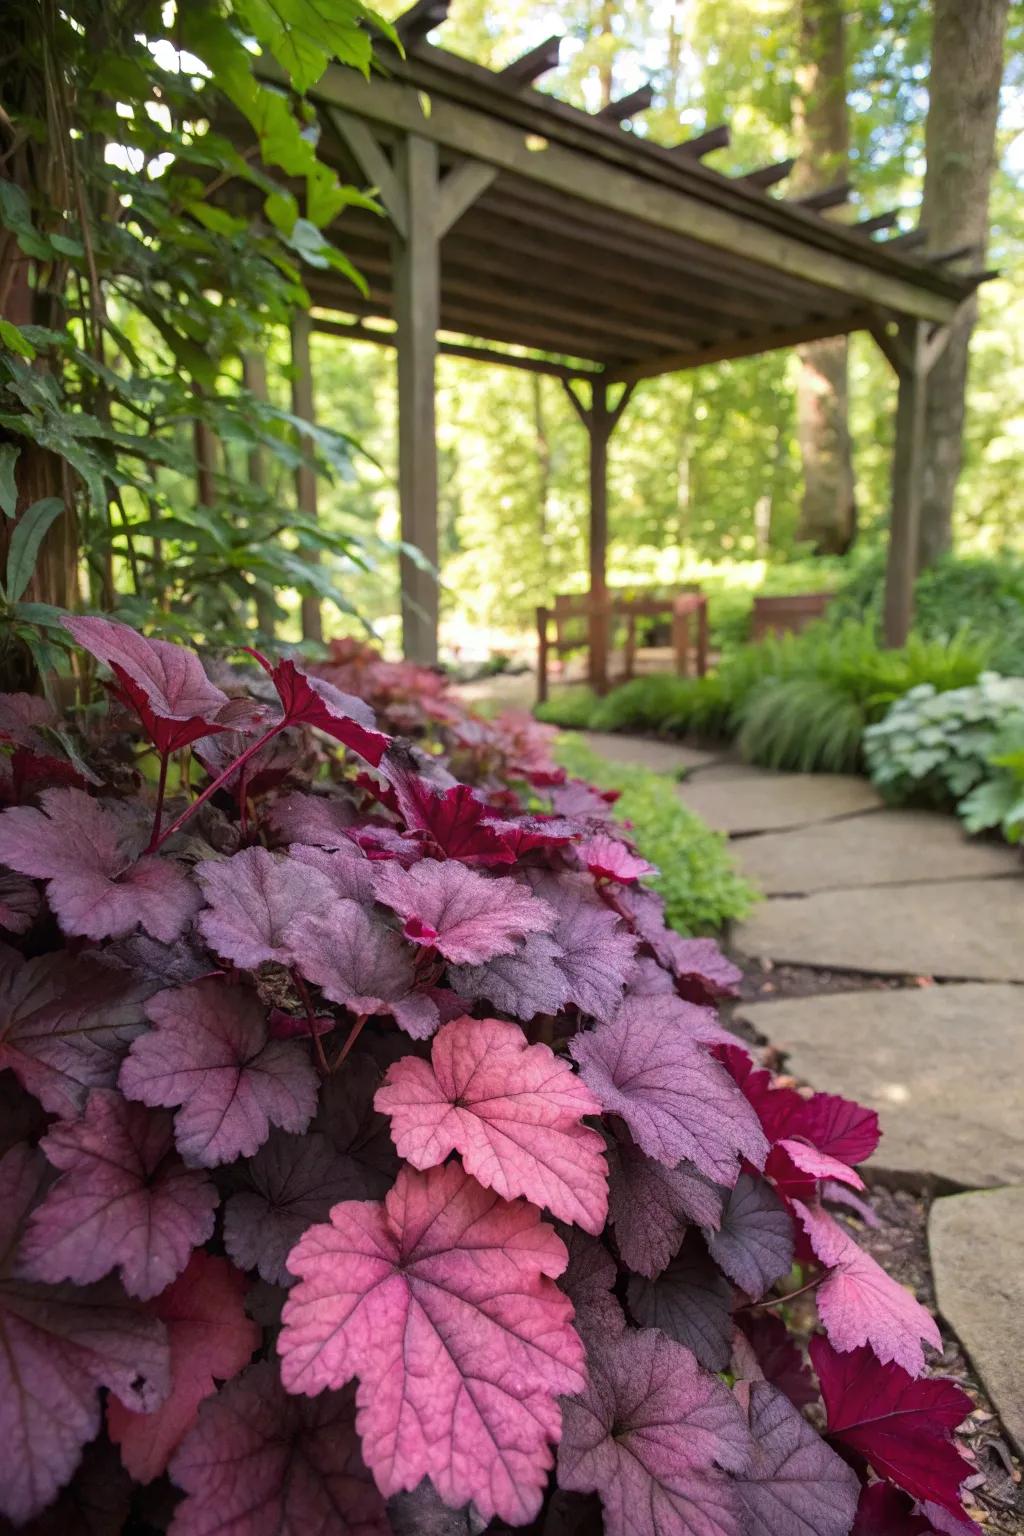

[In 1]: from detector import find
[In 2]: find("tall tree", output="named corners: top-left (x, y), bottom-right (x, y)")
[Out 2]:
top-left (791, 0), bottom-right (856, 555)
top-left (917, 0), bottom-right (1010, 569)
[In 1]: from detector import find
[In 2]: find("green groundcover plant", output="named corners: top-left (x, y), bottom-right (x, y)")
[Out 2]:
top-left (0, 619), bottom-right (980, 1535)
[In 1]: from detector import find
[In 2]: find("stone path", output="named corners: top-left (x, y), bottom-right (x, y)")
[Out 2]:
top-left (584, 732), bottom-right (1024, 1453)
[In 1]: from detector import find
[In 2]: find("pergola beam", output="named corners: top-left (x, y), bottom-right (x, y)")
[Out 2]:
top-left (327, 108), bottom-right (408, 237)
top-left (499, 36), bottom-right (561, 87)
top-left (670, 123), bottom-right (730, 158)
top-left (599, 84), bottom-right (655, 123)
top-left (853, 210), bottom-right (901, 237)
top-left (395, 0), bottom-right (449, 46)
top-left (743, 158), bottom-right (795, 190)
top-left (605, 313), bottom-right (874, 385)
top-left (312, 314), bottom-right (599, 380)
top-left (795, 180), bottom-right (853, 212)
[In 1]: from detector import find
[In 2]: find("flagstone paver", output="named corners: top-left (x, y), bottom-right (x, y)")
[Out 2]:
top-left (733, 809), bottom-right (1021, 894)
top-left (733, 879), bottom-right (1024, 981)
top-left (677, 771), bottom-right (883, 835)
top-left (736, 985), bottom-right (1024, 1189)
top-left (929, 1187), bottom-right (1024, 1455)
top-left (581, 731), bottom-right (720, 775)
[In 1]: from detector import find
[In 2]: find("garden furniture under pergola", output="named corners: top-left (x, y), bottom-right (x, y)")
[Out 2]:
top-left (242, 0), bottom-right (983, 687)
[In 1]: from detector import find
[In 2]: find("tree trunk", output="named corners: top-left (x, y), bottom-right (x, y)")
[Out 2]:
top-left (792, 0), bottom-right (856, 555)
top-left (917, 0), bottom-right (1009, 570)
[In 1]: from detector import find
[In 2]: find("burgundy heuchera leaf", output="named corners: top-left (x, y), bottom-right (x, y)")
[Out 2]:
top-left (0, 787), bottom-right (201, 942)
top-left (196, 846), bottom-right (335, 969)
top-left (119, 979), bottom-right (319, 1167)
top-left (606, 1131), bottom-right (723, 1278)
top-left (0, 1144), bottom-right (170, 1525)
top-left (168, 1360), bottom-right (387, 1536)
top-left (375, 1015), bottom-right (608, 1231)
top-left (811, 1335), bottom-right (976, 1524)
top-left (107, 1250), bottom-right (259, 1483)
top-left (372, 857), bottom-right (555, 965)
top-left (278, 1161), bottom-right (585, 1525)
top-left (16, 1088), bottom-right (218, 1299)
top-left (63, 614), bottom-right (233, 753)
top-left (250, 651), bottom-right (391, 766)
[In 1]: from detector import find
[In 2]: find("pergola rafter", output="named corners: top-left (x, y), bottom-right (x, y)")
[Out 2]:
top-left (238, 4), bottom-right (982, 676)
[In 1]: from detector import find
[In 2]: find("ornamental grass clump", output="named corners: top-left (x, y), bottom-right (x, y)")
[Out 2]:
top-left (0, 619), bottom-right (980, 1534)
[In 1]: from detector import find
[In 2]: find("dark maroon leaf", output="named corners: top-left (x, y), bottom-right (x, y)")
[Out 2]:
top-left (557, 1326), bottom-right (749, 1536)
top-left (383, 757), bottom-right (514, 865)
top-left (251, 652), bottom-right (390, 765)
top-left (733, 1381), bottom-right (860, 1536)
top-left (811, 1337), bottom-right (975, 1523)
top-left (738, 1313), bottom-right (817, 1410)
top-left (0, 946), bottom-right (150, 1118)
top-left (558, 1228), bottom-right (626, 1338)
top-left (704, 1172), bottom-right (794, 1301)
top-left (167, 1360), bottom-right (388, 1535)
top-left (0, 1436), bottom-right (134, 1536)
top-left (119, 979), bottom-right (319, 1167)
top-left (606, 1132), bottom-right (723, 1278)
top-left (0, 869), bottom-right (40, 935)
top-left (627, 1230), bottom-right (735, 1371)
top-left (287, 903), bottom-right (440, 1038)
top-left (851, 1483), bottom-right (937, 1535)
top-left (313, 1050), bottom-right (401, 1194)
top-left (224, 1129), bottom-right (363, 1285)
top-left (17, 1089), bottom-right (217, 1299)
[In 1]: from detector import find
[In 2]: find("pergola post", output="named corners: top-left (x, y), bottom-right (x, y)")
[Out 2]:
top-left (872, 318), bottom-right (951, 647)
top-left (563, 375), bottom-right (634, 693)
top-left (393, 134), bottom-right (441, 665)
top-left (290, 310), bottom-right (323, 644)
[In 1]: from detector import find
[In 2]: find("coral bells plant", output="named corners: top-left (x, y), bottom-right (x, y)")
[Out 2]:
top-left (0, 620), bottom-right (980, 1535)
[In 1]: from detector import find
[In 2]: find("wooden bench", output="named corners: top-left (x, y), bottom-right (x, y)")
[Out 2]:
top-left (751, 591), bottom-right (833, 641)
top-left (536, 588), bottom-right (708, 703)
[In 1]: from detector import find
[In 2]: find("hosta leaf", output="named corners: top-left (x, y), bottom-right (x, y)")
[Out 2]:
top-left (627, 1230), bottom-right (735, 1371)
top-left (119, 980), bottom-right (319, 1167)
top-left (0, 788), bottom-right (201, 942)
top-left (107, 1251), bottom-right (258, 1483)
top-left (62, 615), bottom-right (231, 754)
top-left (224, 1129), bottom-right (363, 1285)
top-left (168, 1360), bottom-right (387, 1536)
top-left (278, 1162), bottom-right (585, 1525)
top-left (196, 846), bottom-right (335, 969)
top-left (0, 1147), bottom-right (169, 1525)
top-left (796, 1202), bottom-right (941, 1376)
top-left (570, 1002), bottom-right (768, 1184)
top-left (372, 858), bottom-right (555, 966)
top-left (287, 902), bottom-right (440, 1038)
top-left (733, 1381), bottom-right (860, 1536)
top-left (606, 1132), bottom-right (723, 1278)
top-left (557, 1326), bottom-right (749, 1536)
top-left (704, 1172), bottom-right (794, 1301)
top-left (17, 1089), bottom-right (217, 1300)
top-left (0, 946), bottom-right (150, 1118)
top-left (375, 1015), bottom-right (608, 1231)
top-left (811, 1336), bottom-right (975, 1523)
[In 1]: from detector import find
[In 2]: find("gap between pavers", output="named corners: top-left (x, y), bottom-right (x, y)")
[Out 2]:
top-left (733, 878), bottom-right (1024, 983)
top-left (735, 985), bottom-right (1024, 1191)
top-left (733, 809), bottom-right (1022, 895)
top-left (929, 1187), bottom-right (1024, 1456)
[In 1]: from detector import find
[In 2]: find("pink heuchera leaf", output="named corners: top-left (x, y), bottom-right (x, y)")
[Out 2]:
top-left (557, 1326), bottom-right (749, 1536)
top-left (168, 1359), bottom-right (387, 1536)
top-left (0, 787), bottom-right (201, 942)
top-left (852, 1482), bottom-right (938, 1535)
top-left (606, 1132), bottom-right (723, 1278)
top-left (250, 651), bottom-right (390, 766)
top-left (738, 1313), bottom-right (818, 1410)
top-left (224, 1129), bottom-right (366, 1285)
top-left (577, 832), bottom-right (655, 883)
top-left (704, 1171), bottom-right (794, 1301)
top-left (0, 1144), bottom-right (170, 1525)
top-left (278, 1161), bottom-right (585, 1525)
top-left (107, 1251), bottom-right (259, 1483)
top-left (811, 1336), bottom-right (976, 1524)
top-left (196, 847), bottom-right (335, 969)
top-left (627, 1230), bottom-right (735, 1370)
top-left (796, 1201), bottom-right (941, 1375)
top-left (734, 1380), bottom-right (861, 1536)
top-left (16, 1089), bottom-right (218, 1299)
top-left (771, 1139), bottom-right (866, 1192)
top-left (62, 615), bottom-right (232, 754)
top-left (287, 903), bottom-right (440, 1039)
top-left (375, 1015), bottom-right (608, 1231)
top-left (0, 945), bottom-right (151, 1117)
top-left (372, 857), bottom-right (555, 965)
top-left (119, 980), bottom-right (319, 1167)
top-left (569, 1002), bottom-right (768, 1184)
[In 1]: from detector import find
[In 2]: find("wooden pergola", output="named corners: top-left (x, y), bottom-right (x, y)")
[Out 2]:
top-left (258, 1), bottom-right (982, 678)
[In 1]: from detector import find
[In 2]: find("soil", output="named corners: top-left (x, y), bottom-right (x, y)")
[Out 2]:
top-left (721, 953), bottom-right (1024, 1534)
